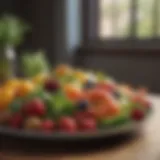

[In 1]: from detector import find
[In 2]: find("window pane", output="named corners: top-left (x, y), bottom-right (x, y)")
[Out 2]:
top-left (136, 0), bottom-right (154, 38)
top-left (99, 0), bottom-right (130, 39)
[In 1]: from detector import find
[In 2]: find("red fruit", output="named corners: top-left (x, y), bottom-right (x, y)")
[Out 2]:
top-left (79, 118), bottom-right (97, 132)
top-left (9, 113), bottom-right (23, 128)
top-left (59, 117), bottom-right (77, 133)
top-left (64, 84), bottom-right (84, 101)
top-left (44, 79), bottom-right (60, 92)
top-left (87, 89), bottom-right (109, 105)
top-left (23, 98), bottom-right (46, 116)
top-left (75, 111), bottom-right (94, 121)
top-left (131, 109), bottom-right (145, 121)
top-left (41, 120), bottom-right (56, 132)
top-left (96, 82), bottom-right (116, 93)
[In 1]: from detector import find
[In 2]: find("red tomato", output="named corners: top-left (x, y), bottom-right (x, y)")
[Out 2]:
top-left (106, 100), bottom-right (120, 116)
top-left (64, 85), bottom-right (84, 101)
top-left (91, 98), bottom-right (120, 119)
top-left (79, 118), bottom-right (97, 132)
top-left (91, 105), bottom-right (108, 119)
top-left (131, 109), bottom-right (144, 121)
top-left (59, 117), bottom-right (77, 133)
top-left (96, 82), bottom-right (116, 92)
top-left (75, 111), bottom-right (95, 121)
top-left (23, 98), bottom-right (46, 116)
top-left (86, 89), bottom-right (110, 105)
top-left (41, 120), bottom-right (56, 132)
top-left (9, 113), bottom-right (23, 128)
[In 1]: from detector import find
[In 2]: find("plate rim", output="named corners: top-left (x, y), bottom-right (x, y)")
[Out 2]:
top-left (0, 121), bottom-right (143, 140)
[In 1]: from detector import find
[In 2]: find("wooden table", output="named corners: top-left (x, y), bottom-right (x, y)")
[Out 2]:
top-left (1, 95), bottom-right (160, 160)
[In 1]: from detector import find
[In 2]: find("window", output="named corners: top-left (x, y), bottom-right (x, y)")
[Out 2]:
top-left (100, 0), bottom-right (160, 39)
top-left (83, 0), bottom-right (160, 42)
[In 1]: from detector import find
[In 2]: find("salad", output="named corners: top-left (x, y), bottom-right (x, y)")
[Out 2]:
top-left (0, 64), bottom-right (152, 133)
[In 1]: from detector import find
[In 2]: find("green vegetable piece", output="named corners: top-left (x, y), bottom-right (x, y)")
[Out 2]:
top-left (45, 95), bottom-right (56, 119)
top-left (21, 51), bottom-right (50, 77)
top-left (98, 115), bottom-right (129, 129)
top-left (26, 86), bottom-right (49, 101)
top-left (9, 99), bottom-right (24, 113)
top-left (45, 91), bottom-right (75, 119)
top-left (61, 101), bottom-right (75, 116)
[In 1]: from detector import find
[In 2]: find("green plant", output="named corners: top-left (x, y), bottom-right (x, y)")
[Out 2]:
top-left (0, 14), bottom-right (29, 47)
top-left (21, 50), bottom-right (50, 77)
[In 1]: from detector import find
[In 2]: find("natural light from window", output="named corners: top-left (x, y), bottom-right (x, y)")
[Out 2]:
top-left (99, 0), bottom-right (160, 39)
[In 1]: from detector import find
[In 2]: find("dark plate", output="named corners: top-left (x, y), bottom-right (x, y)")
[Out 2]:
top-left (0, 122), bottom-right (143, 140)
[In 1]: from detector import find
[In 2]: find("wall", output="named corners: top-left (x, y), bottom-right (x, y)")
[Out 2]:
top-left (75, 48), bottom-right (160, 93)
top-left (0, 0), bottom-right (13, 13)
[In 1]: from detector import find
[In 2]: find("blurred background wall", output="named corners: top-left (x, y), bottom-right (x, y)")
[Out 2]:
top-left (0, 0), bottom-right (160, 92)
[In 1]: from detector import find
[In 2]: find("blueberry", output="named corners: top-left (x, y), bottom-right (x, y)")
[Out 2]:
top-left (77, 100), bottom-right (89, 111)
top-left (84, 80), bottom-right (95, 89)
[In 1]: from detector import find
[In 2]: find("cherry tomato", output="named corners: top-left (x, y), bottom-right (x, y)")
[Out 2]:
top-left (106, 100), bottom-right (120, 116)
top-left (23, 98), bottom-right (46, 116)
top-left (59, 117), bottom-right (77, 133)
top-left (87, 89), bottom-right (106, 101)
top-left (91, 105), bottom-right (108, 119)
top-left (131, 109), bottom-right (144, 121)
top-left (9, 113), bottom-right (23, 128)
top-left (41, 119), bottom-right (56, 132)
top-left (78, 118), bottom-right (97, 132)
top-left (75, 111), bottom-right (94, 121)
top-left (64, 84), bottom-right (84, 101)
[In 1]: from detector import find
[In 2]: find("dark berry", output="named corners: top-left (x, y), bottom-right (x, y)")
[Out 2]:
top-left (77, 100), bottom-right (89, 111)
top-left (131, 109), bottom-right (145, 121)
top-left (44, 79), bottom-right (60, 92)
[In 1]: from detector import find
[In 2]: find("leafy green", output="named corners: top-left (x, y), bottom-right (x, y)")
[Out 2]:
top-left (98, 115), bottom-right (130, 128)
top-left (45, 91), bottom-right (75, 119)
top-left (21, 51), bottom-right (50, 77)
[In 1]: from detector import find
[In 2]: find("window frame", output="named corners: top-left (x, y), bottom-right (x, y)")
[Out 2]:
top-left (82, 0), bottom-right (160, 47)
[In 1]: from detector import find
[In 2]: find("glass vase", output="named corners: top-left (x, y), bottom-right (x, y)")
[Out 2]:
top-left (0, 45), bottom-right (16, 83)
